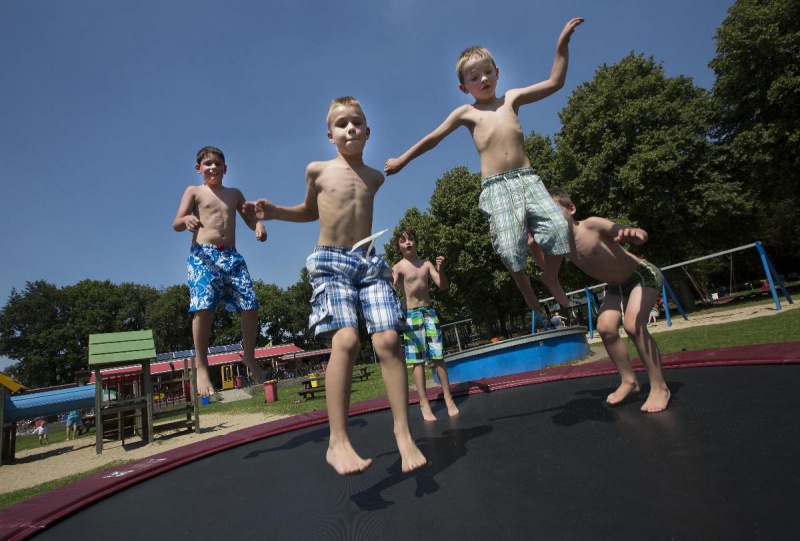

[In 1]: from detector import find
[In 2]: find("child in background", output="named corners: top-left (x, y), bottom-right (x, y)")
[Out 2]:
top-left (392, 228), bottom-right (459, 421)
top-left (35, 420), bottom-right (49, 445)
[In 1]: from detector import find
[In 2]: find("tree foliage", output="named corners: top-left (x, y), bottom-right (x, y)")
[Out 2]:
top-left (710, 0), bottom-right (800, 256)
top-left (0, 277), bottom-right (315, 388)
top-left (552, 53), bottom-right (751, 266)
top-left (0, 280), bottom-right (159, 387)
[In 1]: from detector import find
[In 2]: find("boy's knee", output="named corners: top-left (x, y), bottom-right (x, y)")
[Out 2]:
top-left (596, 322), bottom-right (618, 340)
top-left (333, 328), bottom-right (360, 352)
top-left (372, 330), bottom-right (401, 352)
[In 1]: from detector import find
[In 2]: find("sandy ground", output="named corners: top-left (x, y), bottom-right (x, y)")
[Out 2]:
top-left (2, 300), bottom-right (796, 495)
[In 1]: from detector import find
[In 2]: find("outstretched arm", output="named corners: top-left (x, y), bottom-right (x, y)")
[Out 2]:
top-left (237, 191), bottom-right (267, 242)
top-left (509, 17), bottom-right (584, 109)
top-left (385, 108), bottom-right (466, 175)
top-left (583, 216), bottom-right (648, 245)
top-left (244, 164), bottom-right (321, 223)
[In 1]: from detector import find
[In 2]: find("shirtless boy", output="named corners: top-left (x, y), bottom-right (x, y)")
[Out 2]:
top-left (386, 18), bottom-right (584, 316)
top-left (173, 146), bottom-right (267, 398)
top-left (246, 97), bottom-right (426, 475)
top-left (392, 228), bottom-right (459, 421)
top-left (548, 188), bottom-right (671, 413)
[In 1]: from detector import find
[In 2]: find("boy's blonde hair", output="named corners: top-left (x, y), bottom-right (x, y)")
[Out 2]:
top-left (326, 96), bottom-right (366, 128)
top-left (456, 46), bottom-right (496, 84)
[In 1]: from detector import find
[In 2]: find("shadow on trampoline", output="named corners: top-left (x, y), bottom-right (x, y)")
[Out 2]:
top-left (243, 418), bottom-right (368, 459)
top-left (351, 424), bottom-right (493, 510)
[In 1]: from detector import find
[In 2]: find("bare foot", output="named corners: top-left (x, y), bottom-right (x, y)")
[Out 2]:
top-left (196, 366), bottom-right (215, 397)
top-left (326, 443), bottom-right (372, 475)
top-left (397, 434), bottom-right (427, 473)
top-left (420, 404), bottom-right (437, 422)
top-left (641, 387), bottom-right (671, 413)
top-left (607, 380), bottom-right (640, 405)
top-left (445, 400), bottom-right (460, 417)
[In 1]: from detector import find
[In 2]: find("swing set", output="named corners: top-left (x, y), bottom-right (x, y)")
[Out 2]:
top-left (534, 241), bottom-right (793, 338)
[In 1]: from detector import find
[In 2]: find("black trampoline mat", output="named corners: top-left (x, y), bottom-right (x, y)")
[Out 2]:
top-left (35, 364), bottom-right (800, 540)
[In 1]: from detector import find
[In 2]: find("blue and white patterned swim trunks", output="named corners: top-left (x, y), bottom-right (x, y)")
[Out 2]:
top-left (403, 306), bottom-right (444, 365)
top-left (478, 167), bottom-right (569, 272)
top-left (306, 246), bottom-right (404, 339)
top-left (187, 244), bottom-right (259, 312)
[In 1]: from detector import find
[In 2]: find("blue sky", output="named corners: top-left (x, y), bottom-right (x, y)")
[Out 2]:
top-left (0, 0), bottom-right (735, 371)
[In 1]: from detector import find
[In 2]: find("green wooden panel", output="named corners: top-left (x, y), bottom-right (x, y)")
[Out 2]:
top-left (90, 330), bottom-right (153, 345)
top-left (89, 330), bottom-right (156, 366)
top-left (91, 341), bottom-right (154, 355)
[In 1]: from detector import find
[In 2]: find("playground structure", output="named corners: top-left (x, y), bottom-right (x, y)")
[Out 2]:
top-left (88, 330), bottom-right (199, 454)
top-left (538, 240), bottom-right (793, 336)
top-left (660, 241), bottom-right (794, 310)
top-left (2, 375), bottom-right (97, 465)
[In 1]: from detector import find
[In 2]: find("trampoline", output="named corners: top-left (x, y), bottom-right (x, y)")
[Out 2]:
top-left (2, 342), bottom-right (799, 540)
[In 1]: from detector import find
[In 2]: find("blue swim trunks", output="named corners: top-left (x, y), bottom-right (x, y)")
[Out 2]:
top-left (187, 244), bottom-right (259, 312)
top-left (66, 411), bottom-right (81, 427)
top-left (306, 246), bottom-right (404, 339)
top-left (403, 306), bottom-right (444, 365)
top-left (478, 167), bottom-right (569, 272)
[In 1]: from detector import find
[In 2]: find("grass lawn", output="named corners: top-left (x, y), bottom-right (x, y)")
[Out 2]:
top-left (2, 301), bottom-right (797, 510)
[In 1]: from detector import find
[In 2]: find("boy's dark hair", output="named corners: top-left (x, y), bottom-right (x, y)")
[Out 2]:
top-left (196, 146), bottom-right (225, 165)
top-left (394, 227), bottom-right (417, 246)
top-left (548, 187), bottom-right (573, 208)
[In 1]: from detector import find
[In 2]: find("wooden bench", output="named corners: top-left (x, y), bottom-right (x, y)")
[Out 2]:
top-left (352, 367), bottom-right (370, 382)
top-left (297, 386), bottom-right (326, 400)
top-left (300, 377), bottom-right (324, 390)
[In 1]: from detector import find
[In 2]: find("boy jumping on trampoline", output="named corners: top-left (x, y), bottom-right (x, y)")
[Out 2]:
top-left (385, 18), bottom-right (584, 317)
top-left (245, 97), bottom-right (426, 475)
top-left (173, 146), bottom-right (267, 398)
top-left (392, 228), bottom-right (459, 421)
top-left (547, 188), bottom-right (670, 413)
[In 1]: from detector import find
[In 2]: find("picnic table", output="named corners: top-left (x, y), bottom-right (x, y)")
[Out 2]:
top-left (298, 376), bottom-right (326, 399)
top-left (296, 368), bottom-right (370, 400)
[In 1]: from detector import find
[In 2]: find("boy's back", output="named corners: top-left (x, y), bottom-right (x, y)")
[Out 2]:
top-left (568, 217), bottom-right (643, 285)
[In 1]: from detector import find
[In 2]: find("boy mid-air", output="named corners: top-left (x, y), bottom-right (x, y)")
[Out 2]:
top-left (385, 18), bottom-right (584, 317)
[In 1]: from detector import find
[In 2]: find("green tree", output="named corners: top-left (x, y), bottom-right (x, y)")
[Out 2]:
top-left (146, 284), bottom-right (193, 353)
top-left (0, 281), bottom-right (67, 387)
top-left (710, 0), bottom-right (800, 257)
top-left (253, 276), bottom-right (312, 348)
top-left (283, 269), bottom-right (314, 348)
top-left (0, 280), bottom-right (161, 387)
top-left (552, 53), bottom-right (751, 267)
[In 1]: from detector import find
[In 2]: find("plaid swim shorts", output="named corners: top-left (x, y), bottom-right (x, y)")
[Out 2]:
top-left (403, 306), bottom-right (444, 365)
top-left (614, 259), bottom-right (664, 297)
top-left (478, 167), bottom-right (569, 272)
top-left (187, 244), bottom-right (259, 313)
top-left (306, 246), bottom-right (405, 339)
